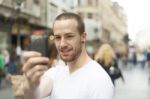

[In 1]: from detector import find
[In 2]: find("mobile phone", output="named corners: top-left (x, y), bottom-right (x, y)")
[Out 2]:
top-left (29, 34), bottom-right (49, 57)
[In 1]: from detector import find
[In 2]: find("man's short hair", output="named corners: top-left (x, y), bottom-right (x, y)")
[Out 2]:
top-left (53, 12), bottom-right (85, 35)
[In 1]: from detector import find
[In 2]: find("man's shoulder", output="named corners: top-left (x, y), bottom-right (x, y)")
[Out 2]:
top-left (86, 60), bottom-right (109, 77)
top-left (87, 60), bottom-right (104, 71)
top-left (88, 60), bottom-right (101, 67)
top-left (86, 61), bottom-right (114, 94)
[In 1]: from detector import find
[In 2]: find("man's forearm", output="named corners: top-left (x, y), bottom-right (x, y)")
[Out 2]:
top-left (24, 85), bottom-right (41, 99)
top-left (22, 76), bottom-right (41, 99)
top-left (24, 89), bottom-right (40, 99)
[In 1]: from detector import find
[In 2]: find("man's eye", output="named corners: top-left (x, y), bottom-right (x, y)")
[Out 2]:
top-left (66, 35), bottom-right (73, 38)
top-left (55, 36), bottom-right (61, 40)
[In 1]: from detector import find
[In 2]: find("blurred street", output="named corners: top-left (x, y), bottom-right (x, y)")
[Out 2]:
top-left (0, 80), bottom-right (14, 99)
top-left (114, 62), bottom-right (150, 99)
top-left (0, 62), bottom-right (150, 99)
top-left (0, 0), bottom-right (150, 99)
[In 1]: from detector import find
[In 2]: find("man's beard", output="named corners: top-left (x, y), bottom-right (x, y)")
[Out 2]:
top-left (60, 44), bottom-right (82, 63)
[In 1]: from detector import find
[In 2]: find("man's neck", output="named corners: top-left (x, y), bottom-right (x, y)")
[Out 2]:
top-left (67, 50), bottom-right (91, 73)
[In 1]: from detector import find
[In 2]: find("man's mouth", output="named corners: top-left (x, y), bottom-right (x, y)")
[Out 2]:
top-left (60, 49), bottom-right (71, 56)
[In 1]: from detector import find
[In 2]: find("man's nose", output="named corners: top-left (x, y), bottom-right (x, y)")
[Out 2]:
top-left (60, 38), bottom-right (67, 47)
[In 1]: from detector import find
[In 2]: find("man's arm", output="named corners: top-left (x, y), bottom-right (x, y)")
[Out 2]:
top-left (22, 51), bottom-right (51, 99)
top-left (23, 72), bottom-right (53, 99)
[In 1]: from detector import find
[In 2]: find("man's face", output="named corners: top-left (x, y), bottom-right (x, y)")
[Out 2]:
top-left (53, 19), bottom-right (84, 62)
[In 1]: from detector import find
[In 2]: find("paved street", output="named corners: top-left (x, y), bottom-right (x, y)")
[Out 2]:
top-left (114, 63), bottom-right (150, 99)
top-left (0, 80), bottom-right (14, 99)
top-left (0, 63), bottom-right (150, 99)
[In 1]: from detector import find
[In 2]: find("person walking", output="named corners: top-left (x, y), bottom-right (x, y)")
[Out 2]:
top-left (22, 13), bottom-right (114, 99)
top-left (94, 43), bottom-right (124, 85)
top-left (147, 47), bottom-right (150, 67)
top-left (0, 50), bottom-right (5, 88)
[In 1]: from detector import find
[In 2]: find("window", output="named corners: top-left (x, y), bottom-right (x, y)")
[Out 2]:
top-left (34, 0), bottom-right (39, 4)
top-left (0, 33), bottom-right (8, 50)
top-left (88, 0), bottom-right (92, 6)
top-left (87, 13), bottom-right (93, 19)
top-left (32, 3), bottom-right (40, 17)
top-left (50, 3), bottom-right (58, 22)
top-left (78, 0), bottom-right (80, 6)
top-left (0, 0), bottom-right (3, 4)
top-left (79, 0), bottom-right (87, 6)
top-left (78, 12), bottom-right (84, 18)
top-left (94, 0), bottom-right (98, 7)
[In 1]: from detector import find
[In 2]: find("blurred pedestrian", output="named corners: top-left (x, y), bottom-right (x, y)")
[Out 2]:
top-left (22, 13), bottom-right (114, 99)
top-left (94, 43), bottom-right (124, 85)
top-left (2, 49), bottom-right (10, 67)
top-left (8, 45), bottom-right (17, 74)
top-left (0, 50), bottom-right (5, 88)
top-left (132, 51), bottom-right (137, 65)
top-left (138, 52), bottom-right (146, 68)
top-left (147, 47), bottom-right (150, 84)
top-left (147, 47), bottom-right (150, 67)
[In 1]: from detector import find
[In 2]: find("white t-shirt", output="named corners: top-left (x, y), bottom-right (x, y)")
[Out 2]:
top-left (42, 60), bottom-right (114, 99)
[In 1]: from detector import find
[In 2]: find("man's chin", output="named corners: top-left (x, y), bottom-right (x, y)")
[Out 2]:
top-left (62, 59), bottom-right (71, 62)
top-left (61, 57), bottom-right (73, 62)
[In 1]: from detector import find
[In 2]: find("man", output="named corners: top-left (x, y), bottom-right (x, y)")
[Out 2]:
top-left (22, 13), bottom-right (114, 99)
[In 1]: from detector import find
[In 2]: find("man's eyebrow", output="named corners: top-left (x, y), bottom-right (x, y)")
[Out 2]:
top-left (54, 32), bottom-right (75, 36)
top-left (54, 34), bottom-right (59, 36)
top-left (65, 33), bottom-right (75, 35)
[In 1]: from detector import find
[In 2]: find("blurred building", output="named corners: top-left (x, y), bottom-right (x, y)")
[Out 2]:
top-left (0, 0), bottom-right (128, 57)
top-left (99, 1), bottom-right (127, 42)
top-left (0, 0), bottom-right (50, 51)
top-left (71, 0), bottom-right (128, 56)
top-left (135, 27), bottom-right (150, 51)
top-left (47, 0), bottom-right (74, 27)
top-left (99, 0), bottom-right (128, 56)
top-left (72, 0), bottom-right (101, 57)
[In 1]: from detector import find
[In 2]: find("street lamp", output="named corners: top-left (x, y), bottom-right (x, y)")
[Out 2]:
top-left (14, 0), bottom-right (25, 57)
top-left (13, 0), bottom-right (25, 65)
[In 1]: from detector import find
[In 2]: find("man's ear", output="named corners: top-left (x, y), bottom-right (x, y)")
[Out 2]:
top-left (81, 32), bottom-right (86, 43)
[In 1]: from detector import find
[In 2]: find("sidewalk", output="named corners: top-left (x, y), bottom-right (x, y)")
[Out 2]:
top-left (114, 63), bottom-right (150, 99)
top-left (0, 63), bottom-right (150, 99)
top-left (0, 79), bottom-right (14, 99)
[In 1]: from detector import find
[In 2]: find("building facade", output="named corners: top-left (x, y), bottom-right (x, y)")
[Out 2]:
top-left (0, 0), bottom-right (49, 51)
top-left (71, 0), bottom-right (127, 57)
top-left (0, 0), bottom-right (128, 58)
top-left (47, 0), bottom-right (74, 27)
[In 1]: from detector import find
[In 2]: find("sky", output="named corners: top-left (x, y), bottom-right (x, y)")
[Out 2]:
top-left (112, 0), bottom-right (150, 41)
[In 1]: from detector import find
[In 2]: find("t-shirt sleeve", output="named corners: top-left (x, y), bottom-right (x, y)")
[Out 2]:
top-left (39, 67), bottom-right (58, 98)
top-left (42, 67), bottom-right (57, 80)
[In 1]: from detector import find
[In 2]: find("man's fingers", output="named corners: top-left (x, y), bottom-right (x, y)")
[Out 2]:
top-left (26, 65), bottom-right (48, 78)
top-left (25, 65), bottom-right (48, 84)
top-left (22, 57), bottom-right (49, 72)
top-left (22, 51), bottom-right (50, 89)
top-left (31, 71), bottom-right (45, 84)
top-left (22, 51), bottom-right (42, 64)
